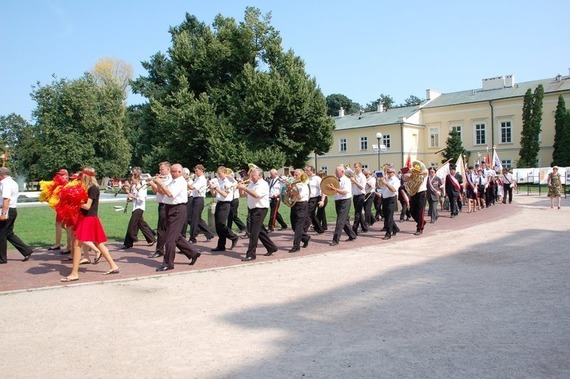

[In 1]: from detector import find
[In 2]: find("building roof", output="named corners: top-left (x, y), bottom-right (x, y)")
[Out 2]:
top-left (422, 75), bottom-right (570, 109)
top-left (333, 105), bottom-right (420, 130)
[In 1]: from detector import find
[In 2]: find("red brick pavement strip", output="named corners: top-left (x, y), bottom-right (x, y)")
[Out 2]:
top-left (0, 201), bottom-right (521, 293)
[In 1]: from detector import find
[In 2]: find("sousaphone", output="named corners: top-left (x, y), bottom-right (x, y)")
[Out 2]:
top-left (320, 175), bottom-right (340, 196)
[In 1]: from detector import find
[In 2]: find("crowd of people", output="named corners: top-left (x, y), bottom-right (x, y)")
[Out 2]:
top-left (1, 159), bottom-right (564, 282)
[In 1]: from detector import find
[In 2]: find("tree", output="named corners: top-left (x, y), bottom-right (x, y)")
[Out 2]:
top-left (441, 129), bottom-right (468, 164)
top-left (91, 57), bottom-right (134, 93)
top-left (365, 94), bottom-right (394, 111)
top-left (0, 113), bottom-right (31, 175)
top-left (326, 94), bottom-right (357, 116)
top-left (551, 95), bottom-right (570, 166)
top-left (518, 85), bottom-right (544, 167)
top-left (131, 7), bottom-right (333, 171)
top-left (19, 73), bottom-right (131, 180)
top-left (403, 95), bottom-right (423, 107)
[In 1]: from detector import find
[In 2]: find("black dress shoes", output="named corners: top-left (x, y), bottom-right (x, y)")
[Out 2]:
top-left (119, 245), bottom-right (130, 250)
top-left (229, 238), bottom-right (238, 250)
top-left (189, 252), bottom-right (201, 265)
top-left (288, 247), bottom-right (300, 253)
top-left (205, 237), bottom-right (213, 243)
top-left (240, 234), bottom-right (250, 239)
top-left (188, 239), bottom-right (197, 244)
top-left (264, 250), bottom-right (277, 256)
top-left (329, 241), bottom-right (339, 246)
top-left (211, 247), bottom-right (225, 252)
top-left (156, 265), bottom-right (173, 272)
top-left (392, 229), bottom-right (400, 236)
top-left (47, 246), bottom-right (61, 251)
top-left (241, 256), bottom-right (256, 261)
top-left (21, 250), bottom-right (33, 262)
top-left (345, 237), bottom-right (356, 242)
top-left (147, 241), bottom-right (156, 247)
top-left (382, 234), bottom-right (391, 240)
top-left (149, 252), bottom-right (164, 258)
top-left (302, 236), bottom-right (311, 248)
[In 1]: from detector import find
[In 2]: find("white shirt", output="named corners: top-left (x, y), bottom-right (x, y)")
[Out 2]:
top-left (191, 175), bottom-right (208, 198)
top-left (155, 174), bottom-right (172, 204)
top-left (379, 175), bottom-right (400, 198)
top-left (247, 179), bottom-right (270, 209)
top-left (215, 177), bottom-right (234, 202)
top-left (294, 182), bottom-right (310, 202)
top-left (268, 176), bottom-right (282, 198)
top-left (132, 185), bottom-right (147, 212)
top-left (307, 175), bottom-right (322, 198)
top-left (352, 172), bottom-right (366, 195)
top-left (365, 175), bottom-right (376, 196)
top-left (163, 176), bottom-right (188, 205)
top-left (0, 176), bottom-right (19, 209)
top-left (334, 175), bottom-right (352, 201)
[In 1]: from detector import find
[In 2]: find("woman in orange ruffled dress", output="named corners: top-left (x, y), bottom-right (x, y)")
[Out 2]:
top-left (60, 167), bottom-right (119, 282)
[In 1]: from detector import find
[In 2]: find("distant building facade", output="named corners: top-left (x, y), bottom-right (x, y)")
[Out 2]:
top-left (309, 73), bottom-right (570, 173)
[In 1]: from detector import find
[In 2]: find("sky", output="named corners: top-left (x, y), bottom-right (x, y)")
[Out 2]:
top-left (1, 0), bottom-right (569, 121)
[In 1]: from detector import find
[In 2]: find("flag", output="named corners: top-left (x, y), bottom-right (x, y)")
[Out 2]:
top-left (485, 147), bottom-right (491, 165)
top-left (405, 150), bottom-right (412, 169)
top-left (436, 162), bottom-right (450, 180)
top-left (455, 154), bottom-right (466, 179)
top-left (492, 147), bottom-right (503, 172)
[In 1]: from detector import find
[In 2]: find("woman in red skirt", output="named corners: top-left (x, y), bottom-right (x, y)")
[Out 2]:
top-left (61, 167), bottom-right (119, 282)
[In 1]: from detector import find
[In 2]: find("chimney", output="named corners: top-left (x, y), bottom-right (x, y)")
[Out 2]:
top-left (377, 103), bottom-right (384, 112)
top-left (426, 89), bottom-right (441, 101)
top-left (339, 107), bottom-right (344, 117)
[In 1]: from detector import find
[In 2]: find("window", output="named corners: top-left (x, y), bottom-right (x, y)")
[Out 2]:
top-left (360, 137), bottom-right (368, 151)
top-left (362, 164), bottom-right (369, 170)
top-left (451, 125), bottom-right (462, 140)
top-left (474, 123), bottom-right (486, 145)
top-left (429, 128), bottom-right (439, 148)
top-left (502, 159), bottom-right (512, 169)
top-left (320, 166), bottom-right (328, 175)
top-left (382, 135), bottom-right (391, 149)
top-left (339, 138), bottom-right (346, 152)
top-left (500, 121), bottom-right (512, 143)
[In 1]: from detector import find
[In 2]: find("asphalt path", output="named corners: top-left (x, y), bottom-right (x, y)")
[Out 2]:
top-left (0, 194), bottom-right (568, 378)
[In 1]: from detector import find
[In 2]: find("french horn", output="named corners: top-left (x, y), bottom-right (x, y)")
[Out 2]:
top-left (344, 164), bottom-right (355, 179)
top-left (320, 175), bottom-right (340, 196)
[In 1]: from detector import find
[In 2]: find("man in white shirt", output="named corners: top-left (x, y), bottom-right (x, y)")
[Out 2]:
top-left (267, 169), bottom-right (287, 231)
top-left (378, 167), bottom-right (400, 240)
top-left (187, 164), bottom-right (215, 244)
top-left (148, 161), bottom-right (172, 258)
top-left (350, 163), bottom-right (368, 234)
top-left (304, 166), bottom-right (324, 234)
top-left (362, 168), bottom-right (377, 226)
top-left (326, 165), bottom-right (357, 246)
top-left (237, 167), bottom-right (277, 261)
top-left (288, 169), bottom-right (310, 253)
top-left (120, 173), bottom-right (156, 249)
top-left (153, 163), bottom-right (201, 272)
top-left (209, 166), bottom-right (239, 252)
top-left (0, 167), bottom-right (33, 263)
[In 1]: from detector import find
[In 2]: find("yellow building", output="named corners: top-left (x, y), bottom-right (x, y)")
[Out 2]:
top-left (310, 73), bottom-right (570, 174)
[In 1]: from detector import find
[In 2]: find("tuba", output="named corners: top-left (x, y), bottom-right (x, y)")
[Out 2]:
top-left (405, 160), bottom-right (427, 196)
top-left (320, 175), bottom-right (340, 196)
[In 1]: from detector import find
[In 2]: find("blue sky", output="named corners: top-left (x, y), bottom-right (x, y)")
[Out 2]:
top-left (1, 0), bottom-right (568, 121)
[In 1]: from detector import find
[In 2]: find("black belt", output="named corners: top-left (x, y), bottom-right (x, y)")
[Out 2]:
top-left (165, 203), bottom-right (186, 207)
top-left (217, 201), bottom-right (231, 203)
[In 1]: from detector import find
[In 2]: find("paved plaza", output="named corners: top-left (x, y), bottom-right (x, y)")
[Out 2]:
top-left (0, 194), bottom-right (568, 378)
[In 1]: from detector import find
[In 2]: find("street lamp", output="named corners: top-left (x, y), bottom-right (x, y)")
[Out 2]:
top-left (375, 132), bottom-right (383, 170)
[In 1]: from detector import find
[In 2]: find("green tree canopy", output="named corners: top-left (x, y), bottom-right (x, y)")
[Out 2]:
top-left (518, 85), bottom-right (544, 167)
top-left (441, 129), bottom-right (468, 164)
top-left (365, 94), bottom-right (394, 111)
top-left (551, 95), bottom-right (570, 166)
top-left (326, 93), bottom-right (358, 116)
top-left (131, 7), bottom-right (333, 172)
top-left (0, 113), bottom-right (31, 175)
top-left (18, 73), bottom-right (131, 180)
